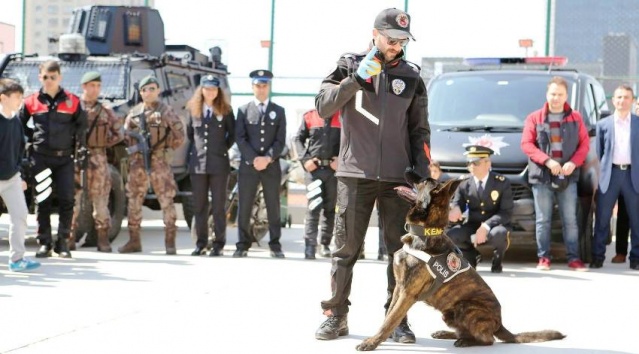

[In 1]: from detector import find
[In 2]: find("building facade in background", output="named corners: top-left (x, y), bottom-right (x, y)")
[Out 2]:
top-left (0, 22), bottom-right (16, 53)
top-left (23, 0), bottom-right (154, 55)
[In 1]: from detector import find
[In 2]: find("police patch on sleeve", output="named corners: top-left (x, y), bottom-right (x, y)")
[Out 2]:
top-left (392, 79), bottom-right (406, 95)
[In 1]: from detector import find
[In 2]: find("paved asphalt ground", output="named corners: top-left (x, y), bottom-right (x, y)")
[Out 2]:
top-left (1, 203), bottom-right (638, 354)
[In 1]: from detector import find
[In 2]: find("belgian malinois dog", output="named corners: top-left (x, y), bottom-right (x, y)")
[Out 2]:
top-left (356, 172), bottom-right (565, 351)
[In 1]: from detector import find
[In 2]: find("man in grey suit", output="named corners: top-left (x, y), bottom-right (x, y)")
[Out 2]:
top-left (592, 84), bottom-right (639, 270)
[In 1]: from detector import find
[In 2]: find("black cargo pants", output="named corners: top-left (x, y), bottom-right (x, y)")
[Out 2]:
top-left (320, 176), bottom-right (410, 316)
top-left (32, 152), bottom-right (75, 245)
top-left (304, 167), bottom-right (337, 247)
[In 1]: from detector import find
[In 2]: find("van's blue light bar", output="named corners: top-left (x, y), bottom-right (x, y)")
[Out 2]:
top-left (463, 57), bottom-right (568, 66)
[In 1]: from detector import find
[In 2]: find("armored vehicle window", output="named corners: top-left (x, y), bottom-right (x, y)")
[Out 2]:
top-left (428, 74), bottom-right (576, 128)
top-left (592, 81), bottom-right (609, 118)
top-left (166, 72), bottom-right (190, 90)
top-left (3, 60), bottom-right (126, 99)
top-left (582, 84), bottom-right (597, 126)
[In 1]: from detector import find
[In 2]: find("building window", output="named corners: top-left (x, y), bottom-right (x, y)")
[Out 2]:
top-left (35, 5), bottom-right (42, 12)
top-left (48, 18), bottom-right (59, 27)
top-left (35, 31), bottom-right (41, 38)
top-left (48, 5), bottom-right (58, 14)
top-left (62, 19), bottom-right (70, 29)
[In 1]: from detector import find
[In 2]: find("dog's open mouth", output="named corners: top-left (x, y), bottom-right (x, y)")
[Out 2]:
top-left (395, 186), bottom-right (416, 203)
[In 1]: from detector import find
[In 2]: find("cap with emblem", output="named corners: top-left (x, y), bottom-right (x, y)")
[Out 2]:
top-left (200, 74), bottom-right (220, 88)
top-left (249, 69), bottom-right (274, 85)
top-left (464, 145), bottom-right (494, 163)
top-left (139, 75), bottom-right (160, 89)
top-left (81, 71), bottom-right (101, 85)
top-left (374, 8), bottom-right (415, 41)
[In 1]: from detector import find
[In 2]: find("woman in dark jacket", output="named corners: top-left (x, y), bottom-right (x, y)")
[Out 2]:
top-left (186, 75), bottom-right (235, 256)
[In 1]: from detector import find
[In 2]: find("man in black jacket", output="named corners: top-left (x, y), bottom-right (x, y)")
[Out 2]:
top-left (294, 109), bottom-right (341, 259)
top-left (21, 60), bottom-right (87, 258)
top-left (314, 8), bottom-right (431, 342)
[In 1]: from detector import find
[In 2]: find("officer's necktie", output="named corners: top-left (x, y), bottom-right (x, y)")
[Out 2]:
top-left (258, 103), bottom-right (265, 123)
top-left (477, 180), bottom-right (484, 196)
top-left (204, 109), bottom-right (211, 123)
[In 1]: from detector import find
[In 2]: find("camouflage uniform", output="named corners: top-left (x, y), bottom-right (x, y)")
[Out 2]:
top-left (70, 100), bottom-right (123, 251)
top-left (119, 101), bottom-right (184, 254)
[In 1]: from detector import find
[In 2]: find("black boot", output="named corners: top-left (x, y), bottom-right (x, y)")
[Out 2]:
top-left (305, 245), bottom-right (316, 260)
top-left (35, 244), bottom-right (52, 258)
top-left (320, 245), bottom-right (331, 258)
top-left (54, 236), bottom-right (72, 258)
top-left (392, 317), bottom-right (416, 343)
top-left (491, 250), bottom-right (503, 273)
top-left (462, 249), bottom-right (479, 268)
top-left (315, 315), bottom-right (349, 340)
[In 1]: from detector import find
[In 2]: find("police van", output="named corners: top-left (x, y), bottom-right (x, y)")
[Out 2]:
top-left (427, 57), bottom-right (610, 262)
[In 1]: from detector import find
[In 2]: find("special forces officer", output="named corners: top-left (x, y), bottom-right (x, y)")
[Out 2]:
top-left (21, 60), bottom-right (87, 258)
top-left (448, 145), bottom-right (513, 273)
top-left (119, 75), bottom-right (185, 254)
top-left (69, 72), bottom-right (124, 252)
top-left (234, 69), bottom-right (287, 258)
top-left (294, 108), bottom-right (340, 259)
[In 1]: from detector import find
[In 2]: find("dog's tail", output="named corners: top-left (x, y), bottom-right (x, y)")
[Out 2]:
top-left (495, 325), bottom-right (565, 343)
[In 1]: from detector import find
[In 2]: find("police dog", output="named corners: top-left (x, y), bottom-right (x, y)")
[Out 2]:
top-left (356, 172), bottom-right (565, 351)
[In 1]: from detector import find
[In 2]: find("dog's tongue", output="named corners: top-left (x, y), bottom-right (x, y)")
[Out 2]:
top-left (395, 186), bottom-right (416, 202)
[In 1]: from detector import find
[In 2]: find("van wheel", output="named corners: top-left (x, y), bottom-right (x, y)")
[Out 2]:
top-left (577, 197), bottom-right (594, 263)
top-left (76, 165), bottom-right (126, 247)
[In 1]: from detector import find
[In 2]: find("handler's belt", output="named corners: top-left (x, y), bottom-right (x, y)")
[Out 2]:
top-left (315, 159), bottom-right (332, 167)
top-left (33, 145), bottom-right (74, 157)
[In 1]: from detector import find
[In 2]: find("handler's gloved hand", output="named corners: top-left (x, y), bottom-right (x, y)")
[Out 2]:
top-left (356, 47), bottom-right (381, 80)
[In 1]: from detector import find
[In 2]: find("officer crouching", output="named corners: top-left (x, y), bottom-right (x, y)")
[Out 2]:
top-left (119, 75), bottom-right (185, 254)
top-left (447, 145), bottom-right (513, 273)
top-left (294, 109), bottom-right (340, 259)
top-left (234, 69), bottom-right (287, 258)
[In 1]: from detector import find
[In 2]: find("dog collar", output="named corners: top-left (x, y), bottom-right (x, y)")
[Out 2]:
top-left (406, 224), bottom-right (444, 237)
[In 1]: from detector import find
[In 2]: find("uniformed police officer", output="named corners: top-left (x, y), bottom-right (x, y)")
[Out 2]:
top-left (234, 69), bottom-right (287, 258)
top-left (448, 145), bottom-right (513, 273)
top-left (186, 75), bottom-right (235, 256)
top-left (119, 75), bottom-right (185, 254)
top-left (294, 108), bottom-right (340, 259)
top-left (21, 60), bottom-right (87, 258)
top-left (70, 71), bottom-right (124, 252)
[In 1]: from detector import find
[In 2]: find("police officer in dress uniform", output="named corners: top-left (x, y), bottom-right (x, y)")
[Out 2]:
top-left (119, 75), bottom-right (185, 254)
top-left (294, 109), bottom-right (340, 259)
top-left (21, 60), bottom-right (87, 259)
top-left (187, 75), bottom-right (235, 256)
top-left (234, 69), bottom-right (287, 258)
top-left (69, 71), bottom-right (124, 252)
top-left (447, 145), bottom-right (513, 273)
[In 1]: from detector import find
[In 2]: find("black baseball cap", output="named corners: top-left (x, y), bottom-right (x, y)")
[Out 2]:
top-left (374, 8), bottom-right (415, 41)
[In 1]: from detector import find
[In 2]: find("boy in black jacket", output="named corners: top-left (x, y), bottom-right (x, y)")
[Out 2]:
top-left (0, 79), bottom-right (40, 272)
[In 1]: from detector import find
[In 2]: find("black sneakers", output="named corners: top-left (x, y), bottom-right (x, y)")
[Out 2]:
top-left (315, 315), bottom-right (349, 340)
top-left (391, 318), bottom-right (416, 343)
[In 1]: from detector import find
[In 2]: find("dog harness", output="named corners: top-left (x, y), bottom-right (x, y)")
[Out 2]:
top-left (402, 224), bottom-right (472, 298)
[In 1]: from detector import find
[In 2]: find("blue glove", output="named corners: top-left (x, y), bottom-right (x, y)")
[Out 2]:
top-left (356, 47), bottom-right (381, 80)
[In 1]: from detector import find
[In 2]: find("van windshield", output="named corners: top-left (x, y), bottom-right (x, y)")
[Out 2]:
top-left (3, 60), bottom-right (127, 100)
top-left (428, 74), bottom-right (575, 128)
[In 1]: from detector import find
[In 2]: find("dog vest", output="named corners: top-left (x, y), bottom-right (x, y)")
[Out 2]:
top-left (402, 224), bottom-right (472, 298)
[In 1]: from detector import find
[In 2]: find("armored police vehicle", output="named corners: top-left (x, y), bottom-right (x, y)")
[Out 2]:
top-left (0, 5), bottom-right (230, 245)
top-left (427, 57), bottom-right (610, 262)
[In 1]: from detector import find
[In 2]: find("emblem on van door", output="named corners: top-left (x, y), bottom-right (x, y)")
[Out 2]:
top-left (462, 134), bottom-right (509, 155)
top-left (392, 79), bottom-right (406, 95)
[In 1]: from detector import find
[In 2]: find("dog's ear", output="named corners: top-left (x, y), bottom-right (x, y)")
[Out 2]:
top-left (437, 178), bottom-right (464, 198)
top-left (404, 168), bottom-right (422, 188)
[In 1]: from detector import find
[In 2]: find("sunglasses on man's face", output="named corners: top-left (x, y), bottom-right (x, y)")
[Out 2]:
top-left (41, 74), bottom-right (58, 81)
top-left (381, 32), bottom-right (409, 47)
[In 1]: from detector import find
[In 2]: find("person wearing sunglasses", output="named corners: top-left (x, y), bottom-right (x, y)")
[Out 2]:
top-left (314, 8), bottom-right (431, 344)
top-left (119, 75), bottom-right (185, 255)
top-left (447, 145), bottom-right (513, 274)
top-left (21, 60), bottom-right (87, 259)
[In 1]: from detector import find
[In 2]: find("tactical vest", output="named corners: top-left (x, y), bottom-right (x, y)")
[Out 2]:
top-left (84, 102), bottom-right (109, 148)
top-left (145, 105), bottom-right (171, 150)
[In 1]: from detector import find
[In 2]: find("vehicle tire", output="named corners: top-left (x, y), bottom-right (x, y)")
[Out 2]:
top-left (78, 165), bottom-right (126, 247)
top-left (577, 197), bottom-right (594, 263)
top-left (180, 178), bottom-right (194, 230)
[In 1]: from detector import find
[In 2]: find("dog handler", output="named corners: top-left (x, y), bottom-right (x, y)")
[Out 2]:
top-left (313, 8), bottom-right (431, 342)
